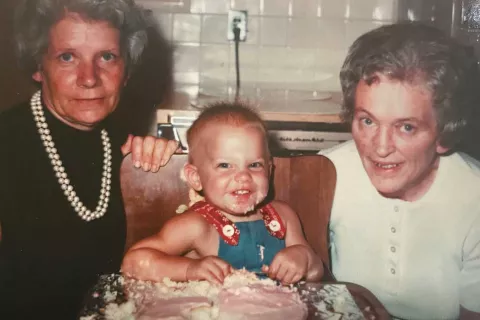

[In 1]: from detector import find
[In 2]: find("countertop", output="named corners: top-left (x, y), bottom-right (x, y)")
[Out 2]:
top-left (156, 90), bottom-right (345, 124)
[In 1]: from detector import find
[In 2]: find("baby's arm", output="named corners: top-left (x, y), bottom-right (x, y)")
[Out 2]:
top-left (121, 211), bottom-right (231, 284)
top-left (265, 201), bottom-right (324, 284)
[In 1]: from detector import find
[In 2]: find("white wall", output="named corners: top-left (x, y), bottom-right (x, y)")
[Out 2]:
top-left (139, 0), bottom-right (452, 98)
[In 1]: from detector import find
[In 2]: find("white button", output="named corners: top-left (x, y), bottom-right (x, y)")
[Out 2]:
top-left (390, 246), bottom-right (396, 253)
top-left (222, 225), bottom-right (235, 237)
top-left (390, 268), bottom-right (396, 274)
top-left (394, 206), bottom-right (399, 212)
top-left (391, 227), bottom-right (396, 233)
top-left (269, 220), bottom-right (281, 232)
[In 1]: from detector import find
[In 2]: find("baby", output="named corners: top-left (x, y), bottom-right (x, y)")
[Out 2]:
top-left (121, 102), bottom-right (324, 285)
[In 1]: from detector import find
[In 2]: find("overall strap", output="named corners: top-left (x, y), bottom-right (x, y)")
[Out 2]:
top-left (260, 203), bottom-right (286, 239)
top-left (190, 201), bottom-right (286, 246)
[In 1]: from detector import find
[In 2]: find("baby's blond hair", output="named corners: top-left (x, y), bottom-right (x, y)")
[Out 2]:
top-left (186, 101), bottom-right (270, 164)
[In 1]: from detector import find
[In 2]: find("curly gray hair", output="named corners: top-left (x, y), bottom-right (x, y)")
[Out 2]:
top-left (340, 22), bottom-right (480, 149)
top-left (14, 0), bottom-right (152, 75)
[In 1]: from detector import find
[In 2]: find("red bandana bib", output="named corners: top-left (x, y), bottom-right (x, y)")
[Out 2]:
top-left (190, 201), bottom-right (286, 246)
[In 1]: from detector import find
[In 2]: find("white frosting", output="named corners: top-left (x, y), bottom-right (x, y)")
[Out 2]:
top-left (86, 270), bottom-right (307, 320)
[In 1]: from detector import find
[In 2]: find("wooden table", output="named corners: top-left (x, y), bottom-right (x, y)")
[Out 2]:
top-left (346, 282), bottom-right (391, 319)
top-left (298, 282), bottom-right (391, 320)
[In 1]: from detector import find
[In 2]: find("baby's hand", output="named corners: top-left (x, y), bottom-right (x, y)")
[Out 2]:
top-left (185, 256), bottom-right (232, 285)
top-left (264, 245), bottom-right (309, 285)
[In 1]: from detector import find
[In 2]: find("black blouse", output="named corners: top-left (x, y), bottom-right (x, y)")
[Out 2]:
top-left (0, 100), bottom-right (127, 319)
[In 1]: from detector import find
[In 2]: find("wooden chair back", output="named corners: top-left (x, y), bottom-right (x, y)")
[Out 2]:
top-left (120, 154), bottom-right (336, 267)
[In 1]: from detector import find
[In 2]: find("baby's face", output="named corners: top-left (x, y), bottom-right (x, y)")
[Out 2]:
top-left (194, 124), bottom-right (270, 217)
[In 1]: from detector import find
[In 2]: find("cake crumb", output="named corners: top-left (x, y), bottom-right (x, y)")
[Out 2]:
top-left (104, 301), bottom-right (136, 320)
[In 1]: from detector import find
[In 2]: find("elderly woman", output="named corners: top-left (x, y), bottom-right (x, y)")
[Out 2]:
top-left (0, 0), bottom-right (177, 318)
top-left (322, 23), bottom-right (480, 319)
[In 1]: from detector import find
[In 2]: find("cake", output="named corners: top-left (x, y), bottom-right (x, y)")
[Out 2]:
top-left (217, 283), bottom-right (308, 320)
top-left (80, 269), bottom-right (308, 320)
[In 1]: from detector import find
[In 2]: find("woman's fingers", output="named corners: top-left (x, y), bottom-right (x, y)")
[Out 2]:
top-left (127, 136), bottom-right (179, 172)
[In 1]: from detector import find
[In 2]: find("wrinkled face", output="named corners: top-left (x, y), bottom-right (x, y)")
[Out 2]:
top-left (33, 13), bottom-right (126, 131)
top-left (187, 124), bottom-right (271, 216)
top-left (352, 75), bottom-right (448, 201)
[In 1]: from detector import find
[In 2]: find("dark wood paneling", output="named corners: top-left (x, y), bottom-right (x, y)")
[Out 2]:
top-left (0, 0), bottom-right (37, 111)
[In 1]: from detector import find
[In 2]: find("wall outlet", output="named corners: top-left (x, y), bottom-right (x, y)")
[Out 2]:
top-left (227, 10), bottom-right (248, 41)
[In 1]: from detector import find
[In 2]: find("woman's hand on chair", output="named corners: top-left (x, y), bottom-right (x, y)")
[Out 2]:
top-left (121, 134), bottom-right (180, 172)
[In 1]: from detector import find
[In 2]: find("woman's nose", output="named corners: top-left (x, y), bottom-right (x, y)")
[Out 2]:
top-left (373, 127), bottom-right (395, 157)
top-left (77, 61), bottom-right (99, 88)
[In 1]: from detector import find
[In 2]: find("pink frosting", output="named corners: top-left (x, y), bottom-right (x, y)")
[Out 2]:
top-left (218, 284), bottom-right (308, 320)
top-left (135, 296), bottom-right (211, 320)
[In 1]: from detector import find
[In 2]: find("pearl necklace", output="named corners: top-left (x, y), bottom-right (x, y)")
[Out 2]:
top-left (30, 90), bottom-right (112, 221)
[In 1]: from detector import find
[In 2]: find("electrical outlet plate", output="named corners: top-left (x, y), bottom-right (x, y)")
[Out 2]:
top-left (227, 10), bottom-right (248, 41)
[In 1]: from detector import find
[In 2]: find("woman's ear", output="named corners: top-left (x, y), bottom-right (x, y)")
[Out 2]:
top-left (436, 140), bottom-right (450, 155)
top-left (183, 163), bottom-right (202, 192)
top-left (32, 70), bottom-right (43, 82)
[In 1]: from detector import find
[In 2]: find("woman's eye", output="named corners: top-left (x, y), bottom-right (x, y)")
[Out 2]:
top-left (101, 52), bottom-right (116, 62)
top-left (59, 53), bottom-right (73, 62)
top-left (401, 123), bottom-right (416, 133)
top-left (217, 163), bottom-right (230, 169)
top-left (361, 118), bottom-right (373, 126)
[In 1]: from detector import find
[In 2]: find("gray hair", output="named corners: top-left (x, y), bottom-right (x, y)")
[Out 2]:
top-left (340, 22), bottom-right (480, 149)
top-left (14, 0), bottom-right (152, 75)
